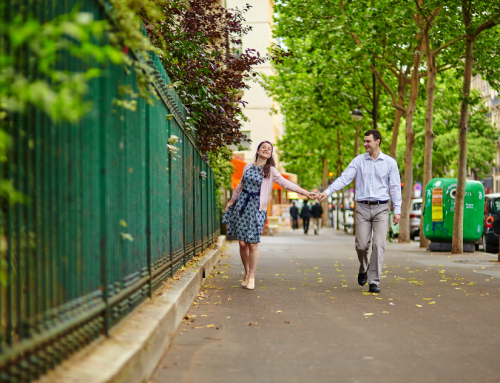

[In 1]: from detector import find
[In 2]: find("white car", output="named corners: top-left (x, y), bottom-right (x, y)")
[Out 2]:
top-left (410, 198), bottom-right (422, 240)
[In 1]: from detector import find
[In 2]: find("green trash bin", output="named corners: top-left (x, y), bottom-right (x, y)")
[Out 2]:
top-left (423, 178), bottom-right (484, 252)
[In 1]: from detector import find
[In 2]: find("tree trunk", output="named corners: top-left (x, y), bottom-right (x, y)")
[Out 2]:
top-left (389, 81), bottom-right (408, 159)
top-left (372, 70), bottom-right (378, 129)
top-left (420, 54), bottom-right (437, 248)
top-left (398, 45), bottom-right (423, 243)
top-left (353, 125), bottom-right (360, 235)
top-left (321, 157), bottom-right (329, 227)
top-left (337, 128), bottom-right (346, 231)
top-left (342, 188), bottom-right (347, 232)
top-left (336, 161), bottom-right (340, 230)
top-left (452, 36), bottom-right (475, 254)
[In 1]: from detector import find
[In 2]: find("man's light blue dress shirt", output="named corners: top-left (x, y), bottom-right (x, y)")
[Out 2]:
top-left (324, 152), bottom-right (403, 215)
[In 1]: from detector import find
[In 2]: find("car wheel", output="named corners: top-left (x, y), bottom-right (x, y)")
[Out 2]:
top-left (483, 235), bottom-right (496, 253)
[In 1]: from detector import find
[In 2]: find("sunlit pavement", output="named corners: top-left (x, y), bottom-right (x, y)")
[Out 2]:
top-left (151, 228), bottom-right (500, 383)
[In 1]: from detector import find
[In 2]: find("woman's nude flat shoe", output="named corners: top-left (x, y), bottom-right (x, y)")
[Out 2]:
top-left (241, 274), bottom-right (249, 287)
top-left (246, 276), bottom-right (255, 290)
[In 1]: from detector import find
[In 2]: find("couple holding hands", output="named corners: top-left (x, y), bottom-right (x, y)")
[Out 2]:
top-left (223, 129), bottom-right (402, 293)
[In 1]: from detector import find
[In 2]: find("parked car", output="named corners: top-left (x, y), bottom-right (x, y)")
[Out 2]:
top-left (388, 198), bottom-right (422, 240)
top-left (410, 198), bottom-right (422, 240)
top-left (482, 193), bottom-right (500, 253)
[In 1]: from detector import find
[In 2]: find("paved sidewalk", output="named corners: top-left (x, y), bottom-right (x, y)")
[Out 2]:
top-left (151, 229), bottom-right (500, 383)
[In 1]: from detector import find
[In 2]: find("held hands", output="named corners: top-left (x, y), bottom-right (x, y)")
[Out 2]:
top-left (305, 191), bottom-right (318, 200)
top-left (393, 214), bottom-right (401, 225)
top-left (317, 192), bottom-right (328, 202)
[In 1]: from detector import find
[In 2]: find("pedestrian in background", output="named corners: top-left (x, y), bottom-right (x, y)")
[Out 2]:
top-left (317, 129), bottom-right (401, 293)
top-left (311, 201), bottom-right (324, 235)
top-left (300, 200), bottom-right (311, 234)
top-left (289, 201), bottom-right (299, 230)
top-left (223, 141), bottom-right (316, 290)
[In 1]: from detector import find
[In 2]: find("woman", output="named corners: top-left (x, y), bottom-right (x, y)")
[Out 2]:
top-left (223, 141), bottom-right (315, 290)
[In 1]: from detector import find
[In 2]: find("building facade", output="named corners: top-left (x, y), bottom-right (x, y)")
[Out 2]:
top-left (226, 0), bottom-right (297, 213)
top-left (471, 74), bottom-right (500, 193)
top-left (226, 0), bottom-right (284, 166)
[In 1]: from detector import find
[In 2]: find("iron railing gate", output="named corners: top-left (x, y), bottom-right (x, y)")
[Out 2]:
top-left (0, 0), bottom-right (220, 381)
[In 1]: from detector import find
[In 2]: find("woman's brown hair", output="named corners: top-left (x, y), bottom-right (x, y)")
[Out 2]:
top-left (255, 141), bottom-right (276, 178)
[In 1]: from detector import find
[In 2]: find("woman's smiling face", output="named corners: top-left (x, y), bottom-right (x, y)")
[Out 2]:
top-left (257, 143), bottom-right (272, 159)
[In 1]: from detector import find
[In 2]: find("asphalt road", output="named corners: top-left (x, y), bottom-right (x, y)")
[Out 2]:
top-left (151, 228), bottom-right (500, 383)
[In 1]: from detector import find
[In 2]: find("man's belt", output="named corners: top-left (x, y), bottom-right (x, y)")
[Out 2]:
top-left (358, 200), bottom-right (389, 205)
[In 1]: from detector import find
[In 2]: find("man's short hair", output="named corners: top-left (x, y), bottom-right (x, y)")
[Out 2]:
top-left (364, 129), bottom-right (382, 144)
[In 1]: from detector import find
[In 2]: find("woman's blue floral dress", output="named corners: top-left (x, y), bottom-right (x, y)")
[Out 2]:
top-left (223, 165), bottom-right (267, 243)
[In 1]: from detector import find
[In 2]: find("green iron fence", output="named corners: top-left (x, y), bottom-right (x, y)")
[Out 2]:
top-left (0, 0), bottom-right (220, 381)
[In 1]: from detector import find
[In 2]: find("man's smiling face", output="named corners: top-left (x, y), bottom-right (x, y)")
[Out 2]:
top-left (364, 134), bottom-right (380, 154)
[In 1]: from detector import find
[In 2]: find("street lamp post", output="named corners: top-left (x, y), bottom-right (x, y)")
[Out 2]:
top-left (350, 107), bottom-right (364, 236)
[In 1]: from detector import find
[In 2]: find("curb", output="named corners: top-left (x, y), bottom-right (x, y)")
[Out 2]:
top-left (39, 235), bottom-right (226, 383)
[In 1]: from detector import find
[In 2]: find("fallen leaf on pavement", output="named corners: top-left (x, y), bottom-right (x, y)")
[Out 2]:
top-left (364, 313), bottom-right (373, 316)
top-left (206, 324), bottom-right (214, 328)
top-left (416, 304), bottom-right (422, 307)
top-left (276, 310), bottom-right (283, 313)
top-left (382, 311), bottom-right (389, 313)
top-left (228, 296), bottom-right (232, 300)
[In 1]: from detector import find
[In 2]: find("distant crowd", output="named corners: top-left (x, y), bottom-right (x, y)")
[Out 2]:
top-left (289, 201), bottom-right (323, 235)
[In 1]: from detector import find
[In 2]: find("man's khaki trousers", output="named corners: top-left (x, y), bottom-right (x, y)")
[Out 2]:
top-left (355, 203), bottom-right (390, 286)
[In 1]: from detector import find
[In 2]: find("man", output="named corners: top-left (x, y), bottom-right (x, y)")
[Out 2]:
top-left (300, 200), bottom-right (311, 234)
top-left (317, 129), bottom-right (401, 293)
top-left (311, 201), bottom-right (324, 235)
top-left (289, 202), bottom-right (299, 230)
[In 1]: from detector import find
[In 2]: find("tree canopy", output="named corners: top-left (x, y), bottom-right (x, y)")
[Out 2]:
top-left (268, 0), bottom-right (500, 249)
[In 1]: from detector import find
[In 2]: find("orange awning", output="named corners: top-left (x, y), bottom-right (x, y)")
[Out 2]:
top-left (231, 159), bottom-right (290, 190)
top-left (231, 158), bottom-right (247, 189)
